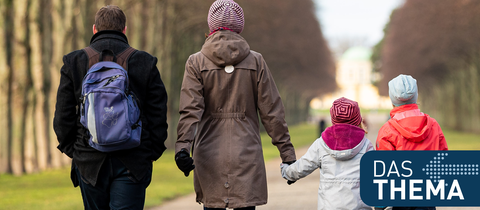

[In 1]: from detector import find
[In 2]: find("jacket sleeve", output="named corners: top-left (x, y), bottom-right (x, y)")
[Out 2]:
top-left (53, 56), bottom-right (78, 158)
top-left (375, 123), bottom-right (396, 151)
top-left (281, 139), bottom-right (321, 181)
top-left (176, 55), bottom-right (205, 154)
top-left (145, 57), bottom-right (168, 160)
top-left (256, 55), bottom-right (296, 163)
top-left (437, 125), bottom-right (448, 151)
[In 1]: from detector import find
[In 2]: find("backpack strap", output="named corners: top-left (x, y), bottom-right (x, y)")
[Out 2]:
top-left (83, 46), bottom-right (137, 70)
top-left (83, 47), bottom-right (100, 69)
top-left (116, 47), bottom-right (136, 71)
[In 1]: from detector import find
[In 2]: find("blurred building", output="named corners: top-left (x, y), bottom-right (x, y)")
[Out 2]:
top-left (311, 46), bottom-right (391, 110)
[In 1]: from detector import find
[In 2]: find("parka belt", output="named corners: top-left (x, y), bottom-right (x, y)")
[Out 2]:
top-left (211, 112), bottom-right (246, 119)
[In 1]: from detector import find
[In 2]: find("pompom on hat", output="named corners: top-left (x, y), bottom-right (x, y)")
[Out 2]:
top-left (330, 97), bottom-right (362, 126)
top-left (388, 74), bottom-right (418, 107)
top-left (208, 0), bottom-right (244, 34)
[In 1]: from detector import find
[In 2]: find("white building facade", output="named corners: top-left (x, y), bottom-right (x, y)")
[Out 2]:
top-left (312, 46), bottom-right (391, 110)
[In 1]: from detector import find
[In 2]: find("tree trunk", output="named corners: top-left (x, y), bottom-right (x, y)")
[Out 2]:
top-left (0, 0), bottom-right (9, 174)
top-left (34, 0), bottom-right (54, 170)
top-left (22, 0), bottom-right (36, 173)
top-left (4, 0), bottom-right (19, 175)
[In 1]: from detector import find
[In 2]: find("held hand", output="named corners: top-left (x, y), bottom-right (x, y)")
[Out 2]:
top-left (281, 160), bottom-right (297, 185)
top-left (283, 160), bottom-right (296, 165)
top-left (175, 149), bottom-right (195, 177)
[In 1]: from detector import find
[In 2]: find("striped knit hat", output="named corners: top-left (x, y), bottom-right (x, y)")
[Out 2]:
top-left (330, 97), bottom-right (362, 126)
top-left (208, 0), bottom-right (244, 34)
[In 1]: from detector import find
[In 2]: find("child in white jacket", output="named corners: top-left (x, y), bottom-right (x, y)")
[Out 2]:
top-left (281, 97), bottom-right (373, 210)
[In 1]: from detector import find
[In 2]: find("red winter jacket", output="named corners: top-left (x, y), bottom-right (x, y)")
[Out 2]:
top-left (376, 104), bottom-right (448, 151)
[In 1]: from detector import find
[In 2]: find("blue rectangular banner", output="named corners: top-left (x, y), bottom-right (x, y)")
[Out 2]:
top-left (360, 151), bottom-right (480, 206)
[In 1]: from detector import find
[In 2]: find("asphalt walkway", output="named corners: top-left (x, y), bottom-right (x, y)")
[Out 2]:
top-left (150, 146), bottom-right (478, 210)
top-left (149, 146), bottom-right (318, 210)
top-left (150, 113), bottom-right (479, 210)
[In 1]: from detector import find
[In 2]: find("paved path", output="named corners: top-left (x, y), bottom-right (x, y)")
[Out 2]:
top-left (150, 113), bottom-right (479, 209)
top-left (149, 147), bottom-right (319, 210)
top-left (150, 146), bottom-right (478, 210)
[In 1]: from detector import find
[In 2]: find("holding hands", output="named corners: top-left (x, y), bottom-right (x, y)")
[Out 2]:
top-left (280, 160), bottom-right (297, 185)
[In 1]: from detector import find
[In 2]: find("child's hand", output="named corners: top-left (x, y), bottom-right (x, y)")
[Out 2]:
top-left (280, 161), bottom-right (297, 185)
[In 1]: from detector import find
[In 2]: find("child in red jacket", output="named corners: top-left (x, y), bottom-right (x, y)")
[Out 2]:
top-left (376, 74), bottom-right (448, 151)
top-left (375, 74), bottom-right (448, 210)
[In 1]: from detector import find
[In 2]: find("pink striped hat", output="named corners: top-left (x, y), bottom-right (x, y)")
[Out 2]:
top-left (330, 97), bottom-right (362, 126)
top-left (208, 0), bottom-right (244, 34)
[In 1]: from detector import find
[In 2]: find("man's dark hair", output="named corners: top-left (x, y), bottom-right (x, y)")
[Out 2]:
top-left (95, 5), bottom-right (126, 32)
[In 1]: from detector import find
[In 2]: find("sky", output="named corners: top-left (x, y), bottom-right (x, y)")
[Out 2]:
top-left (314, 0), bottom-right (405, 50)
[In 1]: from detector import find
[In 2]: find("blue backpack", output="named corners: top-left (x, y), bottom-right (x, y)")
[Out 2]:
top-left (79, 47), bottom-right (142, 152)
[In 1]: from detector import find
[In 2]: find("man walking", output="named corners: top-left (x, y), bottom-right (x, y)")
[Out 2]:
top-left (53, 5), bottom-right (168, 209)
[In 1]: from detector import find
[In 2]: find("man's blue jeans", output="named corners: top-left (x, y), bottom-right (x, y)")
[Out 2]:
top-left (75, 157), bottom-right (152, 210)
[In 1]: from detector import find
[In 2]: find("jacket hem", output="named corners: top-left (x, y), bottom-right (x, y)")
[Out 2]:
top-left (198, 200), bottom-right (267, 209)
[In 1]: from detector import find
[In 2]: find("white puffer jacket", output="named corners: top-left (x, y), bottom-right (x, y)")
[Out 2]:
top-left (281, 124), bottom-right (374, 210)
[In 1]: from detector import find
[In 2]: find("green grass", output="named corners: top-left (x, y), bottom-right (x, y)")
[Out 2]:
top-left (261, 123), bottom-right (318, 160)
top-left (2, 124), bottom-right (478, 209)
top-left (444, 129), bottom-right (480, 150)
top-left (147, 123), bottom-right (318, 207)
top-left (0, 167), bottom-right (83, 210)
top-left (0, 124), bottom-right (317, 210)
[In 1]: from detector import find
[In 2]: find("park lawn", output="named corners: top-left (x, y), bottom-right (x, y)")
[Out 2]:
top-left (0, 167), bottom-right (83, 210)
top-left (1, 124), bottom-right (478, 209)
top-left (443, 129), bottom-right (480, 150)
top-left (146, 123), bottom-right (318, 207)
top-left (0, 123), bottom-right (317, 210)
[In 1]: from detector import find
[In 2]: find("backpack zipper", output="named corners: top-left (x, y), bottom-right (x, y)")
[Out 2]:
top-left (81, 75), bottom-right (121, 116)
top-left (103, 75), bottom-right (121, 87)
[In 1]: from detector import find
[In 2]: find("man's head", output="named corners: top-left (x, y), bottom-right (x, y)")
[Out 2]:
top-left (93, 5), bottom-right (126, 34)
top-left (330, 97), bottom-right (362, 126)
top-left (208, 0), bottom-right (244, 34)
top-left (388, 74), bottom-right (418, 107)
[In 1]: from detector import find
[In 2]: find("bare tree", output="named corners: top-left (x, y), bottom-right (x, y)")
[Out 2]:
top-left (377, 0), bottom-right (480, 133)
top-left (0, 0), bottom-right (336, 174)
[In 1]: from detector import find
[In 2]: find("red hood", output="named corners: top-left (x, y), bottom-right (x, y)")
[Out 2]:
top-left (388, 104), bottom-right (433, 142)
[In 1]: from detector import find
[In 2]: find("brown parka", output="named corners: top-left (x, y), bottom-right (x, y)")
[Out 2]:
top-left (175, 30), bottom-right (296, 208)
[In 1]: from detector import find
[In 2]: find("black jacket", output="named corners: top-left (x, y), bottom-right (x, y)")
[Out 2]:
top-left (53, 30), bottom-right (168, 186)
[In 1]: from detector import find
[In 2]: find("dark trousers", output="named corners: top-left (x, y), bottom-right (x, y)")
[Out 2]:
top-left (204, 207), bottom-right (255, 210)
top-left (75, 157), bottom-right (152, 210)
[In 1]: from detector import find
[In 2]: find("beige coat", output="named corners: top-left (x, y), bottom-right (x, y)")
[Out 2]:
top-left (176, 30), bottom-right (296, 208)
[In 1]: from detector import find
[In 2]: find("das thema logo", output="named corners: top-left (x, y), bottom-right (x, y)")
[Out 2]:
top-left (360, 151), bottom-right (480, 206)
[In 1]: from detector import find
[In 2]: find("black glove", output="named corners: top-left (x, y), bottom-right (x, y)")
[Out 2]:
top-left (175, 149), bottom-right (195, 177)
top-left (283, 160), bottom-right (297, 185)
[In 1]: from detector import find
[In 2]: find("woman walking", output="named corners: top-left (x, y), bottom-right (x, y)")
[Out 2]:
top-left (174, 0), bottom-right (296, 209)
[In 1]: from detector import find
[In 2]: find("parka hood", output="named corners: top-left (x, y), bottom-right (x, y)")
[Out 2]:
top-left (388, 104), bottom-right (433, 143)
top-left (201, 30), bottom-right (250, 67)
top-left (321, 124), bottom-right (367, 160)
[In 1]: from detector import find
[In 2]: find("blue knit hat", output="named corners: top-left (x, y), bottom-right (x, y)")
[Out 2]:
top-left (388, 74), bottom-right (418, 107)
